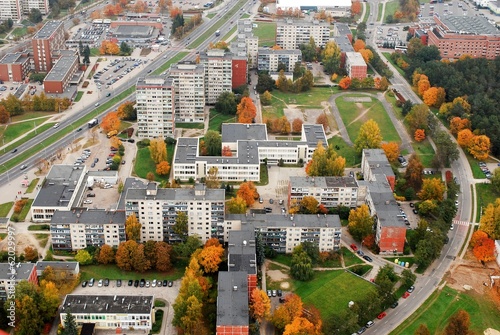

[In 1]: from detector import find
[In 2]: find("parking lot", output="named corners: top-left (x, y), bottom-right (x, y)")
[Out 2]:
top-left (373, 24), bottom-right (407, 48)
top-left (92, 57), bottom-right (151, 92)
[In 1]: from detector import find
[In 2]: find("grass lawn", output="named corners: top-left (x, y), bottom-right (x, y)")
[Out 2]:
top-left (175, 122), bottom-right (204, 129)
top-left (35, 233), bottom-right (49, 248)
top-left (0, 202), bottom-right (13, 217)
top-left (257, 164), bottom-right (269, 186)
top-left (223, 26), bottom-right (237, 41)
top-left (335, 94), bottom-right (401, 143)
top-left (466, 153), bottom-right (489, 179)
top-left (11, 112), bottom-right (56, 122)
top-left (362, 4), bottom-right (370, 22)
top-left (253, 22), bottom-right (277, 47)
top-left (3, 119), bottom-right (51, 143)
top-left (342, 247), bottom-right (364, 266)
top-left (25, 178), bottom-right (39, 194)
top-left (16, 199), bottom-right (33, 221)
top-left (272, 87), bottom-right (333, 106)
top-left (154, 300), bottom-right (166, 307)
top-left (294, 270), bottom-right (376, 319)
top-left (411, 139), bottom-right (435, 167)
top-left (390, 286), bottom-right (500, 335)
top-left (152, 52), bottom-right (189, 75)
top-left (206, 13), bottom-right (216, 18)
top-left (382, 52), bottom-right (406, 77)
top-left (273, 254), bottom-right (292, 267)
top-left (90, 48), bottom-right (100, 56)
top-left (377, 3), bottom-right (383, 21)
top-left (74, 91), bottom-right (84, 102)
top-left (134, 146), bottom-right (172, 183)
top-left (476, 183), bottom-right (498, 222)
top-left (328, 136), bottom-right (360, 167)
top-left (28, 224), bottom-right (50, 231)
top-left (12, 27), bottom-right (28, 37)
top-left (384, 1), bottom-right (400, 23)
top-left (208, 109), bottom-right (236, 131)
top-left (80, 262), bottom-right (186, 281)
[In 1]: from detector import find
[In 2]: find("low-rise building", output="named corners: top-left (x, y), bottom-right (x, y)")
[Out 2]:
top-left (345, 52), bottom-right (367, 80)
top-left (257, 49), bottom-right (302, 72)
top-left (0, 52), bottom-right (31, 83)
top-left (216, 272), bottom-right (249, 335)
top-left (227, 230), bottom-right (257, 298)
top-left (288, 176), bottom-right (358, 208)
top-left (60, 295), bottom-right (155, 331)
top-left (0, 263), bottom-right (38, 301)
top-left (35, 261), bottom-right (80, 277)
top-left (44, 55), bottom-right (80, 94)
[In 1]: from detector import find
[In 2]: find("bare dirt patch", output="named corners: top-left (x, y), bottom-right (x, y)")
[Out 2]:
top-left (267, 269), bottom-right (289, 282)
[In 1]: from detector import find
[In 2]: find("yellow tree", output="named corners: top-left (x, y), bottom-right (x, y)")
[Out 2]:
top-left (250, 289), bottom-right (271, 321)
top-left (348, 204), bottom-right (373, 241)
top-left (449, 117), bottom-right (471, 135)
top-left (423, 86), bottom-right (445, 108)
top-left (457, 129), bottom-right (474, 148)
top-left (305, 142), bottom-right (346, 176)
top-left (283, 317), bottom-right (320, 335)
top-left (381, 142), bottom-right (400, 163)
top-left (417, 75), bottom-right (430, 96)
top-left (300, 196), bottom-right (319, 214)
top-left (125, 213), bottom-right (141, 241)
top-left (198, 243), bottom-right (224, 273)
top-left (109, 136), bottom-right (122, 150)
top-left (272, 294), bottom-right (304, 332)
top-left (468, 135), bottom-right (490, 161)
top-left (236, 97), bottom-right (257, 123)
top-left (479, 199), bottom-right (500, 239)
top-left (322, 41), bottom-right (341, 74)
top-left (237, 182), bottom-right (259, 206)
top-left (418, 178), bottom-right (445, 201)
top-left (149, 137), bottom-right (167, 164)
top-left (101, 111), bottom-right (121, 133)
top-left (226, 196), bottom-right (247, 214)
top-left (354, 119), bottom-right (382, 154)
top-left (359, 48), bottom-right (373, 63)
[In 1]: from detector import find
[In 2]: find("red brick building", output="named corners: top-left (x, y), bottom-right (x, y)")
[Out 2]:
top-left (44, 55), bottom-right (79, 94)
top-left (345, 52), bottom-right (367, 80)
top-left (32, 20), bottom-right (65, 72)
top-left (231, 57), bottom-right (247, 89)
top-left (427, 16), bottom-right (500, 60)
top-left (0, 52), bottom-right (31, 83)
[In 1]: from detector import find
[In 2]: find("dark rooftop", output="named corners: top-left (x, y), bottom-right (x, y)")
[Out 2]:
top-left (61, 295), bottom-right (154, 314)
top-left (50, 209), bottom-right (126, 225)
top-left (0, 52), bottom-right (29, 64)
top-left (0, 263), bottom-right (35, 280)
top-left (216, 272), bottom-right (249, 326)
top-left (125, 182), bottom-right (224, 202)
top-left (34, 21), bottom-right (63, 39)
top-left (228, 230), bottom-right (257, 275)
top-left (36, 261), bottom-right (79, 273)
top-left (226, 213), bottom-right (342, 229)
top-left (440, 15), bottom-right (499, 35)
top-left (290, 176), bottom-right (357, 189)
top-left (45, 56), bottom-right (78, 82)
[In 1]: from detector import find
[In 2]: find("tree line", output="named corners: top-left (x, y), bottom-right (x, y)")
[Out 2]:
top-left (0, 93), bottom-right (72, 123)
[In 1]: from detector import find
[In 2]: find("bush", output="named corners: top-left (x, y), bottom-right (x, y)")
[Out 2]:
top-left (137, 139), bottom-right (150, 148)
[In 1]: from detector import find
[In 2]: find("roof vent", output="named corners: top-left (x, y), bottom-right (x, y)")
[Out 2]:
top-left (233, 285), bottom-right (238, 291)
top-left (246, 124), bottom-right (249, 129)
top-left (243, 240), bottom-right (247, 246)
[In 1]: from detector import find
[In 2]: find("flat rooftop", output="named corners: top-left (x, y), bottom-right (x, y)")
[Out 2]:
top-left (334, 22), bottom-right (352, 36)
top-left (222, 124), bottom-right (268, 143)
top-left (61, 295), bottom-right (154, 315)
top-left (360, 180), bottom-right (407, 228)
top-left (290, 176), bottom-right (357, 189)
top-left (173, 137), bottom-right (199, 165)
top-left (258, 48), bottom-right (302, 55)
top-left (45, 56), bottom-right (78, 82)
top-left (226, 213), bottom-right (342, 229)
top-left (363, 149), bottom-right (394, 178)
top-left (125, 182), bottom-right (225, 202)
top-left (0, 263), bottom-right (35, 280)
top-left (34, 21), bottom-right (63, 39)
top-left (0, 52), bottom-right (29, 64)
top-left (277, 0), bottom-right (352, 8)
top-left (216, 272), bottom-right (249, 327)
top-left (136, 75), bottom-right (173, 88)
top-left (440, 15), bottom-right (499, 35)
top-left (114, 24), bottom-right (153, 37)
top-left (32, 165), bottom-right (85, 208)
top-left (346, 52), bottom-right (367, 66)
top-left (333, 35), bottom-right (354, 52)
top-left (50, 209), bottom-right (126, 225)
top-left (36, 261), bottom-right (79, 273)
top-left (228, 230), bottom-right (257, 275)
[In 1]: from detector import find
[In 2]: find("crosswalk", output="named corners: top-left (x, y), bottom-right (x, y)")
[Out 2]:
top-left (452, 220), bottom-right (473, 227)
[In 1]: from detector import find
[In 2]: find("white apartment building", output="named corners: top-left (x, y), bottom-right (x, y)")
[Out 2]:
top-left (288, 176), bottom-right (359, 208)
top-left (200, 49), bottom-right (233, 104)
top-left (0, 0), bottom-right (21, 20)
top-left (168, 62), bottom-right (206, 122)
top-left (61, 295), bottom-right (155, 331)
top-left (276, 19), bottom-right (331, 49)
top-left (50, 209), bottom-right (126, 251)
top-left (225, 214), bottom-right (342, 253)
top-left (173, 124), bottom-right (327, 182)
top-left (257, 49), bottom-right (302, 72)
top-left (136, 76), bottom-right (175, 138)
top-left (124, 182), bottom-right (225, 244)
top-left (230, 19), bottom-right (259, 68)
top-left (22, 0), bottom-right (49, 14)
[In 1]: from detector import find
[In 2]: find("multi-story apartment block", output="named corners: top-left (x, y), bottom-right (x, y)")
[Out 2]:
top-left (227, 230), bottom-right (258, 298)
top-left (124, 182), bottom-right (225, 244)
top-left (225, 213), bottom-right (342, 253)
top-left (427, 16), bottom-right (500, 60)
top-left (333, 23), bottom-right (353, 43)
top-left (0, 263), bottom-right (38, 301)
top-left (257, 49), bottom-right (302, 72)
top-left (31, 165), bottom-right (87, 222)
top-left (43, 55), bottom-right (79, 93)
top-left (136, 75), bottom-right (175, 138)
top-left (216, 271), bottom-right (249, 335)
top-left (168, 62), bottom-right (205, 123)
top-left (32, 20), bottom-right (65, 72)
top-left (0, 0), bottom-right (21, 21)
top-left (173, 123), bottom-right (327, 182)
top-left (230, 19), bottom-right (259, 69)
top-left (276, 19), bottom-right (330, 49)
top-left (60, 295), bottom-right (155, 331)
top-left (288, 176), bottom-right (358, 208)
top-left (361, 149), bottom-right (395, 191)
top-left (200, 49), bottom-right (233, 104)
top-left (50, 209), bottom-right (126, 251)
top-left (0, 52), bottom-right (31, 82)
top-left (22, 0), bottom-right (49, 14)
top-left (345, 52), bottom-right (367, 79)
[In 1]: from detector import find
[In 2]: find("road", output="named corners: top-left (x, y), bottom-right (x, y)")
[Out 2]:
top-left (364, 1), bottom-right (474, 334)
top-left (0, 0), bottom-right (253, 185)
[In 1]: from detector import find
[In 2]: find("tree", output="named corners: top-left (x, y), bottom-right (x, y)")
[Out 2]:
top-left (237, 96), bottom-right (257, 123)
top-left (417, 75), bottom-right (430, 96)
top-left (173, 212), bottom-right (189, 241)
top-left (414, 324), bottom-right (431, 335)
top-left (433, 130), bottom-right (459, 167)
top-left (96, 244), bottom-right (115, 264)
top-left (359, 48), bottom-right (374, 63)
top-left (351, 1), bottom-right (362, 15)
top-left (0, 105), bottom-right (9, 124)
top-left (283, 317), bottom-right (320, 335)
top-left (116, 240), bottom-right (138, 271)
top-left (222, 146), bottom-right (232, 157)
top-left (237, 181), bottom-right (259, 206)
top-left (204, 130), bottom-right (222, 156)
top-left (316, 114), bottom-right (329, 130)
top-left (306, 142), bottom-right (346, 176)
top-left (479, 200), bottom-right (500, 239)
top-left (468, 135), bottom-right (490, 161)
top-left (250, 289), bottom-right (271, 321)
top-left (300, 196), bottom-right (319, 214)
top-left (198, 243), bottom-right (224, 273)
top-left (418, 178), bottom-right (445, 201)
top-left (205, 167), bottom-right (220, 188)
top-left (457, 129), bottom-right (474, 148)
top-left (414, 129), bottom-right (425, 142)
top-left (291, 118), bottom-right (303, 134)
top-left (423, 87), bottom-right (445, 108)
top-left (155, 241), bottom-right (173, 272)
top-left (381, 142), bottom-right (400, 163)
top-left (146, 172), bottom-right (155, 182)
top-left (444, 310), bottom-right (473, 335)
top-left (75, 249), bottom-right (93, 265)
top-left (338, 76), bottom-right (351, 90)
top-left (29, 8), bottom-right (43, 23)
top-left (125, 213), bottom-right (141, 241)
top-left (348, 204), bottom-right (373, 241)
top-left (156, 161), bottom-right (171, 175)
top-left (405, 154), bottom-right (424, 190)
top-left (226, 196), bottom-right (247, 214)
top-left (173, 235), bottom-right (202, 258)
top-left (406, 104), bottom-right (429, 133)
top-left (99, 40), bottom-right (120, 55)
top-left (261, 90), bottom-right (272, 105)
top-left (215, 91), bottom-right (237, 115)
top-left (414, 232), bottom-right (443, 269)
top-left (353, 39), bottom-right (366, 52)
top-left (472, 233), bottom-right (495, 263)
top-left (1, 94), bottom-right (24, 116)
top-left (119, 41), bottom-right (132, 55)
top-left (290, 246), bottom-right (314, 281)
top-left (132, 244), bottom-right (151, 273)
top-left (401, 269), bottom-right (416, 288)
top-left (256, 73), bottom-right (275, 94)
top-left (354, 119), bottom-right (382, 153)
top-left (101, 111), bottom-right (121, 133)
top-left (61, 311), bottom-right (78, 335)
top-left (491, 168), bottom-right (500, 194)
top-left (24, 246), bottom-right (38, 262)
top-left (117, 101), bottom-right (136, 120)
top-left (272, 294), bottom-right (303, 332)
top-left (150, 137), bottom-right (167, 164)
top-left (322, 41), bottom-right (341, 74)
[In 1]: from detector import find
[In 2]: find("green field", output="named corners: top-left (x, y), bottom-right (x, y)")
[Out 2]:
top-left (223, 26), bottom-right (237, 42)
top-left (411, 140), bottom-right (435, 167)
top-left (390, 286), bottom-right (500, 335)
top-left (175, 122), bottom-right (204, 129)
top-left (74, 91), bottom-right (84, 102)
top-left (342, 247), bottom-right (364, 266)
top-left (153, 52), bottom-right (189, 75)
top-left (11, 27), bottom-right (28, 38)
top-left (80, 262), bottom-right (186, 282)
top-left (133, 143), bottom-right (175, 183)
top-left (0, 202), bottom-right (13, 217)
top-left (253, 22), bottom-right (277, 47)
top-left (25, 178), bottom-right (39, 194)
top-left (208, 109), bottom-right (236, 131)
top-left (294, 270), bottom-right (376, 319)
top-left (335, 94), bottom-right (401, 143)
top-left (362, 4), bottom-right (371, 23)
top-left (327, 136), bottom-right (360, 167)
top-left (377, 3), bottom-right (383, 21)
top-left (384, 1), bottom-right (400, 23)
top-left (476, 183), bottom-right (498, 222)
top-left (274, 254), bottom-right (292, 267)
top-left (2, 119), bottom-right (50, 144)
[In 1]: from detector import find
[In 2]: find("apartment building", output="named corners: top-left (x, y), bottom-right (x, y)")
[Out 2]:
top-left (200, 49), bottom-right (233, 104)
top-left (124, 182), bottom-right (225, 244)
top-left (32, 20), bottom-right (66, 72)
top-left (50, 209), bottom-right (126, 251)
top-left (227, 230), bottom-right (258, 298)
top-left (31, 165), bottom-right (87, 222)
top-left (276, 19), bottom-right (330, 49)
top-left (60, 295), bottom-right (155, 331)
top-left (230, 19), bottom-right (259, 69)
top-left (257, 48), bottom-right (302, 72)
top-left (361, 149), bottom-right (395, 191)
top-left (136, 75), bottom-right (175, 138)
top-left (427, 16), bottom-right (500, 60)
top-left (288, 176), bottom-right (358, 208)
top-left (225, 213), bottom-right (342, 253)
top-left (0, 0), bottom-right (21, 21)
top-left (43, 55), bottom-right (79, 93)
top-left (173, 123), bottom-right (326, 182)
top-left (0, 52), bottom-right (31, 82)
top-left (168, 62), bottom-right (205, 123)
top-left (22, 0), bottom-right (49, 14)
top-left (0, 263), bottom-right (38, 301)
top-left (333, 23), bottom-right (353, 43)
top-left (216, 272), bottom-right (249, 335)
top-left (345, 52), bottom-right (367, 79)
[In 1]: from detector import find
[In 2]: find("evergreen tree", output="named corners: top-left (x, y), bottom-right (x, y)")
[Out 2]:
top-left (62, 311), bottom-right (78, 335)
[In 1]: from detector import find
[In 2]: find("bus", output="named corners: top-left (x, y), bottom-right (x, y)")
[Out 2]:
top-left (88, 118), bottom-right (98, 128)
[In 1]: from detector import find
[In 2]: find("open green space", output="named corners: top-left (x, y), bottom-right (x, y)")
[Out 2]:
top-left (175, 122), bottom-right (204, 129)
top-left (25, 178), bottom-right (39, 194)
top-left (384, 1), bottom-right (399, 23)
top-left (154, 300), bottom-right (166, 307)
top-left (28, 224), bottom-right (50, 231)
top-left (80, 262), bottom-right (186, 281)
top-left (362, 5), bottom-right (371, 23)
top-left (377, 3), bottom-right (383, 21)
top-left (257, 164), bottom-right (269, 186)
top-left (208, 109), bottom-right (235, 131)
top-left (273, 254), bottom-right (292, 267)
top-left (390, 286), bottom-right (500, 335)
top-left (476, 183), bottom-right (498, 222)
top-left (223, 26), bottom-right (237, 41)
top-left (3, 119), bottom-right (51, 144)
top-left (11, 111), bottom-right (56, 122)
top-left (35, 233), bottom-right (49, 248)
top-left (382, 52), bottom-right (405, 76)
top-left (327, 136), bottom-right (360, 167)
top-left (13, 199), bottom-right (33, 222)
top-left (294, 270), bottom-right (376, 319)
top-left (74, 91), bottom-right (84, 102)
top-left (152, 52), bottom-right (189, 75)
top-left (336, 94), bottom-right (401, 143)
top-left (253, 22), bottom-right (277, 47)
top-left (342, 247), bottom-right (364, 266)
top-left (11, 27), bottom-right (28, 38)
top-left (0, 202), bottom-right (13, 217)
top-left (411, 140), bottom-right (435, 167)
top-left (206, 13), bottom-right (216, 18)
top-left (133, 144), bottom-right (175, 183)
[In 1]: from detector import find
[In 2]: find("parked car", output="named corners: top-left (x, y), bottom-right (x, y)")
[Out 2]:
top-left (363, 255), bottom-right (373, 262)
top-left (267, 290), bottom-right (272, 297)
top-left (88, 278), bottom-right (95, 287)
top-left (391, 302), bottom-right (399, 309)
top-left (365, 321), bottom-right (374, 328)
top-left (407, 286), bottom-right (415, 293)
top-left (168, 281), bottom-right (173, 287)
top-left (377, 312), bottom-right (387, 319)
top-left (82, 280), bottom-right (88, 287)
top-left (83, 199), bottom-right (93, 204)
top-left (134, 280), bottom-right (140, 287)
top-left (357, 250), bottom-right (364, 256)
top-left (152, 279), bottom-right (157, 287)
top-left (357, 326), bottom-right (366, 334)
top-left (98, 279), bottom-right (103, 287)
top-left (128, 279), bottom-right (133, 286)
top-left (272, 290), bottom-right (277, 297)
top-left (350, 243), bottom-right (358, 251)
top-left (20, 164), bottom-right (27, 170)
top-left (163, 279), bottom-right (168, 287)
top-left (140, 279), bottom-right (145, 287)
top-left (87, 193), bottom-right (95, 197)
top-left (104, 278), bottom-right (109, 287)
top-left (277, 289), bottom-right (282, 297)
top-left (402, 291), bottom-right (410, 299)
top-left (145, 280), bottom-right (150, 287)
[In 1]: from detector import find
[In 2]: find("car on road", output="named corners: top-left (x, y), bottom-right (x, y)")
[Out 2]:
top-left (76, 127), bottom-right (82, 132)
top-left (363, 255), bottom-right (373, 262)
top-left (83, 199), bottom-right (92, 204)
top-left (122, 160), bottom-right (126, 165)
top-left (53, 123), bottom-right (60, 128)
top-left (350, 243), bottom-right (358, 251)
top-left (365, 321), bottom-right (374, 328)
top-left (11, 148), bottom-right (17, 153)
top-left (407, 286), bottom-right (415, 293)
top-left (95, 103), bottom-right (100, 107)
top-left (20, 164), bottom-right (27, 170)
top-left (106, 93), bottom-right (111, 97)
top-left (82, 280), bottom-right (88, 287)
top-left (128, 279), bottom-right (133, 286)
top-left (391, 302), bottom-right (399, 308)
top-left (357, 250), bottom-right (364, 256)
top-left (377, 312), bottom-right (387, 319)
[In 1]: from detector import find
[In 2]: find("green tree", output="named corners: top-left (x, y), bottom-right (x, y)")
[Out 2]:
top-left (406, 103), bottom-right (430, 133)
top-left (74, 249), bottom-right (93, 265)
top-left (322, 41), bottom-right (341, 74)
top-left (173, 211), bottom-right (188, 241)
top-left (226, 196), bottom-right (247, 214)
top-left (171, 13), bottom-right (185, 35)
top-left (29, 8), bottom-right (43, 23)
top-left (401, 269), bottom-right (416, 288)
top-left (306, 141), bottom-right (346, 176)
top-left (374, 264), bottom-right (398, 306)
top-left (299, 37), bottom-right (318, 62)
top-left (354, 119), bottom-right (383, 153)
top-left (173, 235), bottom-right (202, 258)
top-left (0, 94), bottom-right (24, 116)
top-left (125, 213), bottom-right (141, 241)
top-left (256, 72), bottom-right (275, 93)
top-left (82, 45), bottom-right (91, 64)
top-left (215, 91), bottom-right (237, 115)
top-left (414, 232), bottom-right (443, 269)
top-left (348, 204), bottom-right (373, 241)
top-left (120, 41), bottom-right (132, 55)
top-left (204, 130), bottom-right (221, 156)
top-left (290, 245), bottom-right (314, 281)
top-left (260, 90), bottom-right (272, 105)
top-left (433, 130), bottom-right (459, 168)
top-left (491, 168), bottom-right (500, 195)
top-left (301, 241), bottom-right (320, 264)
top-left (61, 311), bottom-right (78, 335)
top-left (324, 309), bottom-right (359, 335)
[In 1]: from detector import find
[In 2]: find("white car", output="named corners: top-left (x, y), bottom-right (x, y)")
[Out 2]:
top-left (83, 200), bottom-right (93, 204)
top-left (53, 123), bottom-right (60, 128)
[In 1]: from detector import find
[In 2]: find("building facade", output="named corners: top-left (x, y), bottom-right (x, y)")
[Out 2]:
top-left (22, 0), bottom-right (49, 14)
top-left (43, 55), bottom-right (79, 94)
top-left (257, 49), bottom-right (302, 72)
top-left (136, 75), bottom-right (175, 138)
top-left (0, 52), bottom-right (31, 82)
top-left (0, 0), bottom-right (21, 20)
top-left (232, 56), bottom-right (248, 89)
top-left (200, 49), bottom-right (233, 104)
top-left (0, 263), bottom-right (38, 301)
top-left (345, 52), bottom-right (367, 80)
top-left (288, 176), bottom-right (358, 208)
top-left (32, 21), bottom-right (66, 72)
top-left (168, 62), bottom-right (205, 123)
top-left (50, 210), bottom-right (126, 251)
top-left (276, 19), bottom-right (330, 49)
top-left (231, 19), bottom-right (259, 69)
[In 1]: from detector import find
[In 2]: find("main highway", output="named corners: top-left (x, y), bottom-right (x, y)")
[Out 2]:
top-left (0, 0), bottom-right (253, 185)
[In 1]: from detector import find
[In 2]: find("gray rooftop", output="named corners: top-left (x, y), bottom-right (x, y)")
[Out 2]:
top-left (346, 52), bottom-right (367, 66)
top-left (228, 230), bottom-right (257, 275)
top-left (333, 35), bottom-right (354, 53)
top-left (258, 48), bottom-right (302, 55)
top-left (50, 209), bottom-right (126, 225)
top-left (118, 178), bottom-right (150, 210)
top-left (226, 213), bottom-right (342, 229)
top-left (440, 15), bottom-right (499, 35)
top-left (0, 52), bottom-right (29, 64)
top-left (114, 24), bottom-right (153, 37)
top-left (45, 56), bottom-right (78, 82)
top-left (302, 124), bottom-right (327, 146)
top-left (334, 23), bottom-right (352, 36)
top-left (0, 263), bottom-right (35, 281)
top-left (363, 149), bottom-right (394, 178)
top-left (216, 272), bottom-right (249, 327)
top-left (34, 21), bottom-right (63, 39)
top-left (125, 182), bottom-right (225, 202)
top-left (169, 61), bottom-right (205, 74)
top-left (360, 180), bottom-right (406, 228)
top-left (33, 165), bottom-right (85, 208)
top-left (221, 124), bottom-right (268, 143)
top-left (61, 295), bottom-right (154, 314)
top-left (173, 137), bottom-right (200, 164)
top-left (36, 261), bottom-right (79, 273)
top-left (136, 75), bottom-right (173, 88)
top-left (290, 176), bottom-right (358, 189)
top-left (278, 19), bottom-right (330, 27)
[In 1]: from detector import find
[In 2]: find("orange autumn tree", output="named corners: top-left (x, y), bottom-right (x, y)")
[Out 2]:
top-left (351, 1), bottom-right (362, 15)
top-left (359, 48), bottom-right (373, 63)
top-left (468, 135), bottom-right (490, 161)
top-left (450, 117), bottom-right (471, 136)
top-left (423, 86), bottom-right (446, 108)
top-left (101, 111), bottom-right (121, 133)
top-left (250, 289), bottom-right (271, 321)
top-left (339, 76), bottom-right (351, 90)
top-left (156, 161), bottom-right (171, 175)
top-left (457, 129), bottom-right (474, 148)
top-left (414, 129), bottom-right (425, 142)
top-left (236, 97), bottom-right (257, 123)
top-left (272, 294), bottom-right (303, 332)
top-left (221, 146), bottom-right (232, 157)
top-left (99, 40), bottom-right (120, 55)
top-left (198, 239), bottom-right (224, 273)
top-left (471, 231), bottom-right (495, 262)
top-left (169, 6), bottom-right (183, 18)
top-left (237, 181), bottom-right (259, 206)
top-left (283, 317), bottom-right (320, 335)
top-left (381, 142), bottom-right (400, 163)
top-left (292, 118), bottom-right (303, 134)
top-left (353, 39), bottom-right (365, 52)
top-left (417, 74), bottom-right (430, 97)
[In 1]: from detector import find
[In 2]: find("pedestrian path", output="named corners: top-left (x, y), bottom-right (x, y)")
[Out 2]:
top-left (452, 219), bottom-right (476, 227)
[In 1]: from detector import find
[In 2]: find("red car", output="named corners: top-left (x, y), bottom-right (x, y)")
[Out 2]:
top-left (350, 243), bottom-right (358, 251)
top-left (377, 312), bottom-right (387, 320)
top-left (402, 292), bottom-right (410, 299)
